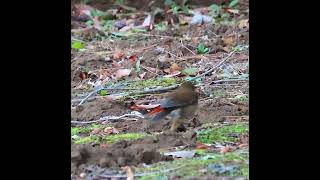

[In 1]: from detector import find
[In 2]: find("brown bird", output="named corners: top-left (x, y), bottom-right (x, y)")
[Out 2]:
top-left (146, 81), bottom-right (199, 131)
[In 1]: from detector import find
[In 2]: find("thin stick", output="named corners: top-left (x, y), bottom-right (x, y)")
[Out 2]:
top-left (71, 96), bottom-right (100, 103)
top-left (180, 40), bottom-right (196, 56)
top-left (131, 33), bottom-right (176, 39)
top-left (78, 86), bottom-right (104, 105)
top-left (164, 50), bottom-right (185, 61)
top-left (190, 50), bottom-right (236, 81)
top-left (71, 113), bottom-right (144, 124)
top-left (126, 84), bottom-right (179, 96)
top-left (212, 78), bottom-right (248, 84)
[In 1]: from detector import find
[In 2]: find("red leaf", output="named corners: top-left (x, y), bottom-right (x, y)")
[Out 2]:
top-left (128, 54), bottom-right (137, 62)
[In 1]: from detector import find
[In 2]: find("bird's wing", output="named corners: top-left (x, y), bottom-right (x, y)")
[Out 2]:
top-left (160, 96), bottom-right (196, 108)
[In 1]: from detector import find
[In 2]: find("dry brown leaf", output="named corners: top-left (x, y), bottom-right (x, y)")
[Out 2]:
top-left (90, 128), bottom-right (102, 135)
top-left (104, 127), bottom-right (120, 134)
top-left (238, 19), bottom-right (249, 29)
top-left (170, 63), bottom-right (182, 72)
top-left (223, 35), bottom-right (235, 46)
top-left (99, 69), bottom-right (112, 80)
top-left (115, 69), bottom-right (132, 79)
top-left (196, 142), bottom-right (209, 149)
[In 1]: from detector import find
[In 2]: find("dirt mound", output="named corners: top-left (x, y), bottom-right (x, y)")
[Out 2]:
top-left (71, 130), bottom-right (197, 173)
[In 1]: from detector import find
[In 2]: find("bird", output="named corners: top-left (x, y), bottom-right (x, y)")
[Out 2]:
top-left (144, 81), bottom-right (199, 132)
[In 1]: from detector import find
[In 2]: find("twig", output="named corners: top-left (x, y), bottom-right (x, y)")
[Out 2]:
top-left (190, 50), bottom-right (236, 81)
top-left (212, 78), bottom-right (248, 84)
top-left (126, 84), bottom-right (179, 96)
top-left (180, 40), bottom-right (196, 56)
top-left (78, 86), bottom-right (104, 105)
top-left (71, 120), bottom-right (103, 124)
top-left (164, 50), bottom-right (185, 61)
top-left (131, 33), bottom-right (176, 39)
top-left (71, 113), bottom-right (144, 124)
top-left (71, 96), bottom-right (101, 103)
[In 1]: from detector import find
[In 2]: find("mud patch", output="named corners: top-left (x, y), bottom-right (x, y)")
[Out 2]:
top-left (71, 99), bottom-right (129, 121)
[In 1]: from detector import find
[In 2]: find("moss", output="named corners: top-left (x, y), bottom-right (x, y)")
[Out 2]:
top-left (136, 151), bottom-right (248, 179)
top-left (71, 124), bottom-right (105, 136)
top-left (73, 133), bottom-right (146, 144)
top-left (102, 133), bottom-right (146, 143)
top-left (128, 77), bottom-right (177, 89)
top-left (197, 123), bottom-right (248, 143)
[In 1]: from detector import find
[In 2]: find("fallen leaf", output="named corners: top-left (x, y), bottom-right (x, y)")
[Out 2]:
top-left (163, 68), bottom-right (171, 74)
top-left (91, 128), bottom-right (102, 135)
top-left (139, 72), bottom-right (146, 79)
top-left (113, 48), bottom-right (124, 60)
top-left (170, 63), bottom-right (182, 72)
top-left (164, 150), bottom-right (195, 158)
top-left (104, 127), bottom-right (119, 134)
top-left (196, 142), bottom-right (209, 149)
top-left (128, 54), bottom-right (138, 62)
top-left (223, 35), bottom-right (235, 46)
top-left (220, 146), bottom-right (231, 154)
top-left (79, 71), bottom-right (89, 80)
top-left (238, 19), bottom-right (249, 29)
top-left (99, 69), bottom-right (112, 80)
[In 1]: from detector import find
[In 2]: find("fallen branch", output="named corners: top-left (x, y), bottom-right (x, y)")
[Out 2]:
top-left (212, 78), bottom-right (248, 84)
top-left (126, 84), bottom-right (179, 96)
top-left (190, 50), bottom-right (236, 81)
top-left (78, 86), bottom-right (104, 105)
top-left (71, 113), bottom-right (144, 124)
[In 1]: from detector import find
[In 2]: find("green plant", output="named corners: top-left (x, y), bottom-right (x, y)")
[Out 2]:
top-left (209, 4), bottom-right (221, 17)
top-left (196, 43), bottom-right (209, 54)
top-left (229, 0), bottom-right (239, 8)
top-left (71, 41), bottom-right (85, 50)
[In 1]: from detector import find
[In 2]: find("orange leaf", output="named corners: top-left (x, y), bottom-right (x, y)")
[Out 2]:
top-left (170, 63), bottom-right (182, 72)
top-left (196, 142), bottom-right (209, 149)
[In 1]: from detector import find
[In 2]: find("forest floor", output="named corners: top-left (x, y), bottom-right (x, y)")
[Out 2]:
top-left (71, 0), bottom-right (249, 179)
